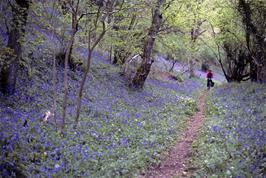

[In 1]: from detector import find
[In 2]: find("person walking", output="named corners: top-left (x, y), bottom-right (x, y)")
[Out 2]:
top-left (206, 70), bottom-right (213, 90)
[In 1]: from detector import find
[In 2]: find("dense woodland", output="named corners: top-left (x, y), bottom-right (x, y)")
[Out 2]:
top-left (0, 0), bottom-right (265, 177)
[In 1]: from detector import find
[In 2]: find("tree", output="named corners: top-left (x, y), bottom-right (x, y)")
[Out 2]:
top-left (156, 34), bottom-right (187, 72)
top-left (237, 0), bottom-right (266, 82)
top-left (209, 0), bottom-right (266, 83)
top-left (59, 0), bottom-right (96, 132)
top-left (102, 1), bottom-right (148, 66)
top-left (112, 13), bottom-right (138, 65)
top-left (208, 4), bottom-right (250, 82)
top-left (187, 1), bottom-right (207, 78)
top-left (130, 0), bottom-right (164, 89)
top-left (155, 0), bottom-right (209, 78)
top-left (75, 0), bottom-right (113, 125)
top-left (0, 0), bottom-right (31, 95)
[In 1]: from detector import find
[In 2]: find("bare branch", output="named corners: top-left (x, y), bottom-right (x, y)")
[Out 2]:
top-left (77, 12), bottom-right (98, 23)
top-left (158, 26), bottom-right (185, 35)
top-left (224, 29), bottom-right (262, 66)
top-left (91, 21), bottom-right (106, 51)
top-left (75, 0), bottom-right (80, 14)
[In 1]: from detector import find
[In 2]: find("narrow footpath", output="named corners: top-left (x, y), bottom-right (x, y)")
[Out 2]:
top-left (141, 91), bottom-right (208, 178)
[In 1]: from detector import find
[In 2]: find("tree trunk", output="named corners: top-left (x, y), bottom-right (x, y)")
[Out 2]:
top-left (189, 20), bottom-right (205, 78)
top-left (68, 12), bottom-right (79, 70)
top-left (189, 59), bottom-right (195, 78)
top-left (61, 31), bottom-right (76, 133)
top-left (52, 52), bottom-right (57, 127)
top-left (257, 64), bottom-right (266, 83)
top-left (238, 0), bottom-right (266, 83)
top-left (75, 22), bottom-right (106, 126)
top-left (75, 49), bottom-right (92, 125)
top-left (0, 0), bottom-right (30, 95)
top-left (255, 35), bottom-right (266, 83)
top-left (50, 1), bottom-right (58, 127)
top-left (112, 49), bottom-right (119, 64)
top-left (252, 39), bottom-right (266, 84)
top-left (109, 45), bottom-right (112, 63)
top-left (130, 0), bottom-right (164, 89)
top-left (250, 59), bottom-right (257, 81)
top-left (61, 7), bottom-right (80, 132)
top-left (222, 43), bottom-right (251, 82)
top-left (218, 59), bottom-right (231, 82)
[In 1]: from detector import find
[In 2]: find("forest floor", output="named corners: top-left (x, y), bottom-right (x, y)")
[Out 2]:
top-left (141, 91), bottom-right (208, 178)
top-left (1, 51), bottom-right (264, 177)
top-left (0, 53), bottom-right (207, 177)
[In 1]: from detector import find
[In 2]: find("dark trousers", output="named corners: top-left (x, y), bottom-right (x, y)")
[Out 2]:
top-left (207, 78), bottom-right (212, 88)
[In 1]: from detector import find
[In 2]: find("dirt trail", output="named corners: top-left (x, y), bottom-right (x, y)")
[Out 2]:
top-left (141, 91), bottom-right (208, 178)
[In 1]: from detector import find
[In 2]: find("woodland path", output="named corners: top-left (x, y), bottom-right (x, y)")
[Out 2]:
top-left (141, 91), bottom-right (208, 178)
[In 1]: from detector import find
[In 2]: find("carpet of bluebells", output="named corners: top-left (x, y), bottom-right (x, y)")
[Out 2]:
top-left (191, 82), bottom-right (266, 177)
top-left (0, 54), bottom-right (205, 177)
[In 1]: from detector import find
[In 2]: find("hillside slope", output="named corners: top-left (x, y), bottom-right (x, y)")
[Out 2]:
top-left (0, 54), bottom-right (205, 177)
top-left (191, 82), bottom-right (266, 177)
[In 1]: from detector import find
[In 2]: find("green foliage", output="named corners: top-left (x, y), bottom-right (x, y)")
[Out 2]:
top-left (180, 96), bottom-right (198, 115)
top-left (99, 2), bottom-right (151, 64)
top-left (0, 85), bottom-right (201, 177)
top-left (2, 0), bottom-right (265, 176)
top-left (0, 49), bottom-right (205, 176)
top-left (156, 34), bottom-right (188, 62)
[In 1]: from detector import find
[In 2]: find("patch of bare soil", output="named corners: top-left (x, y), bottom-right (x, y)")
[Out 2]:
top-left (150, 71), bottom-right (178, 82)
top-left (140, 91), bottom-right (208, 178)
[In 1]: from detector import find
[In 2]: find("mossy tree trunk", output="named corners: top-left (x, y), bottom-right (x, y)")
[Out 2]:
top-left (130, 0), bottom-right (164, 89)
top-left (75, 10), bottom-right (107, 125)
top-left (238, 0), bottom-right (266, 83)
top-left (61, 0), bottom-right (81, 133)
top-left (256, 39), bottom-right (266, 83)
top-left (0, 0), bottom-right (30, 95)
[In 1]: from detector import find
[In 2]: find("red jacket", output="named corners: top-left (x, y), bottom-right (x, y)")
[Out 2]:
top-left (207, 72), bottom-right (213, 79)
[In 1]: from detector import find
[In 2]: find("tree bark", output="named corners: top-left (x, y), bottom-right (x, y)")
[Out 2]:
top-left (250, 60), bottom-right (257, 81)
top-left (61, 30), bottom-right (76, 133)
top-left (238, 0), bottom-right (266, 83)
top-left (61, 0), bottom-right (83, 132)
top-left (189, 21), bottom-right (206, 78)
top-left (112, 49), bottom-right (119, 64)
top-left (189, 59), bottom-right (195, 78)
top-left (75, 49), bottom-right (92, 125)
top-left (222, 43), bottom-right (250, 82)
top-left (256, 37), bottom-right (266, 83)
top-left (75, 22), bottom-right (106, 126)
top-left (0, 0), bottom-right (30, 95)
top-left (130, 0), bottom-right (164, 89)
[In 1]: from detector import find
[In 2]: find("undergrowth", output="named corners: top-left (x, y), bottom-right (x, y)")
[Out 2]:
top-left (191, 82), bottom-right (266, 177)
top-left (0, 55), bottom-right (204, 177)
